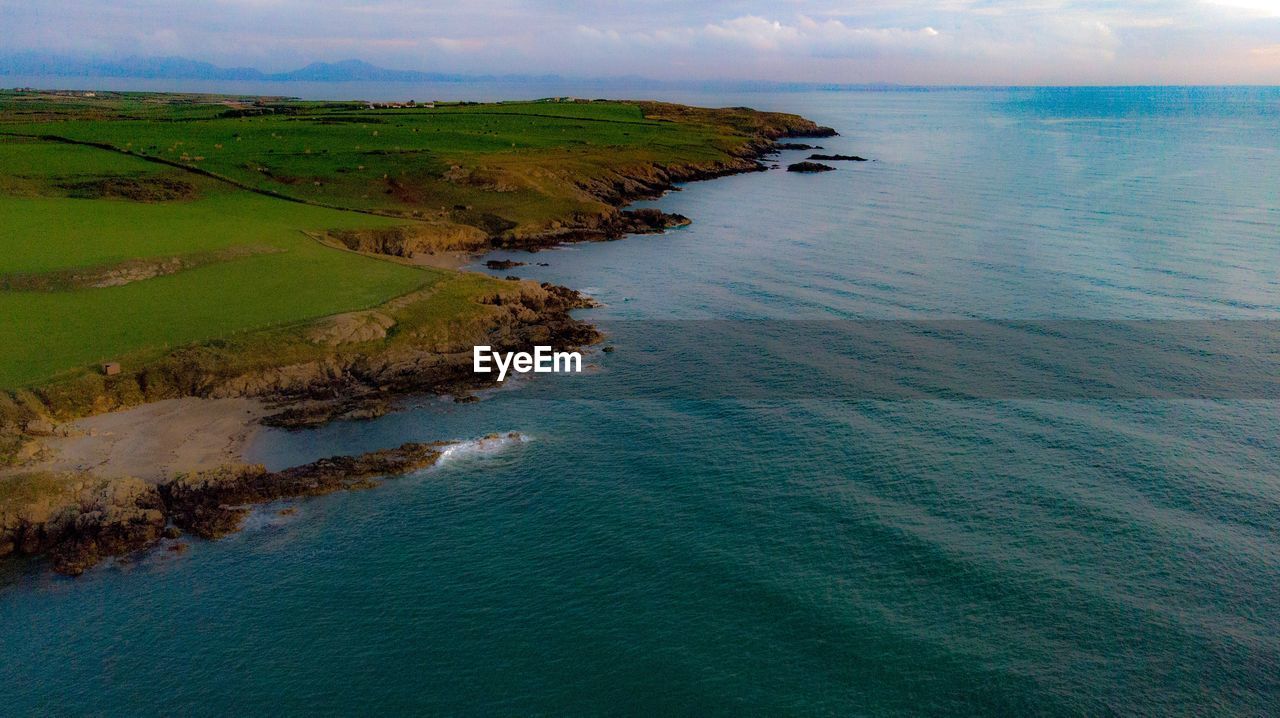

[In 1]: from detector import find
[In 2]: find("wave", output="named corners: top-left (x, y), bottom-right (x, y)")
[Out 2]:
top-left (435, 431), bottom-right (530, 466)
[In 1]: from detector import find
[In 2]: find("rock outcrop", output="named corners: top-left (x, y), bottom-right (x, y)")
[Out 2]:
top-left (327, 223), bottom-right (489, 256)
top-left (485, 259), bottom-right (525, 270)
top-left (807, 154), bottom-right (868, 162)
top-left (160, 440), bottom-right (455, 540)
top-left (787, 162), bottom-right (837, 173)
top-left (0, 474), bottom-right (166, 575)
top-left (2, 437), bottom-right (505, 574)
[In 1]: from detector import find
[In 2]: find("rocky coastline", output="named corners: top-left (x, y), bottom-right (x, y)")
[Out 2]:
top-left (0, 107), bottom-right (837, 577)
top-left (507, 116), bottom-right (836, 249)
top-left (2, 437), bottom-right (508, 575)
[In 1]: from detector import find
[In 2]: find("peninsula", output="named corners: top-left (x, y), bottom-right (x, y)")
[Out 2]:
top-left (0, 89), bottom-right (834, 573)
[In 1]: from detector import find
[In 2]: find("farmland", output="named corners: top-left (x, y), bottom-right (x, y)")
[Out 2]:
top-left (0, 90), bottom-right (827, 400)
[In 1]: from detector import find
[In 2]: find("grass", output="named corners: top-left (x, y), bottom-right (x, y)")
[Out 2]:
top-left (0, 140), bottom-right (432, 387)
top-left (0, 92), bottom-right (791, 233)
top-left (0, 471), bottom-right (72, 510)
top-left (0, 90), bottom-right (819, 396)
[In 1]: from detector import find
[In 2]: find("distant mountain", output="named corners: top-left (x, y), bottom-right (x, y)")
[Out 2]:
top-left (0, 53), bottom-right (265, 81)
top-left (0, 53), bottom-right (903, 91)
top-left (0, 53), bottom-right (561, 84)
top-left (265, 59), bottom-right (429, 82)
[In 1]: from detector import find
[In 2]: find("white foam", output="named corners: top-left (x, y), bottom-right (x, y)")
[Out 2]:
top-left (436, 431), bottom-right (530, 466)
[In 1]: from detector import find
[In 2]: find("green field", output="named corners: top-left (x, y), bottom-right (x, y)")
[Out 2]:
top-left (0, 92), bottom-right (792, 233)
top-left (0, 90), bottom-right (818, 394)
top-left (0, 139), bottom-right (433, 387)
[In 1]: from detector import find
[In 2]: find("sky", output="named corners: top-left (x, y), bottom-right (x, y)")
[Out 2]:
top-left (2, 0), bottom-right (1280, 85)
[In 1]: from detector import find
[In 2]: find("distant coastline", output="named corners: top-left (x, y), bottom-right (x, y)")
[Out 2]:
top-left (0, 53), bottom-right (923, 93)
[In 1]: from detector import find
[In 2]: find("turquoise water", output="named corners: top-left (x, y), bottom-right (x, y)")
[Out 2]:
top-left (3, 88), bottom-right (1280, 715)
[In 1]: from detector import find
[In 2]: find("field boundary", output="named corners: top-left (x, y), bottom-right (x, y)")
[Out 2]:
top-left (0, 130), bottom-right (422, 222)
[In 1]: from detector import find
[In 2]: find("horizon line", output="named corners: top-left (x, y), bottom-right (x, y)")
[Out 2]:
top-left (2, 53), bottom-right (1278, 90)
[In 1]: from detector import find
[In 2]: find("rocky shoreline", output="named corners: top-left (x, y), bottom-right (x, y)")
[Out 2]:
top-left (0, 107), bottom-right (837, 577)
top-left (507, 116), bottom-right (836, 249)
top-left (2, 437), bottom-right (509, 575)
top-left (0, 281), bottom-right (597, 575)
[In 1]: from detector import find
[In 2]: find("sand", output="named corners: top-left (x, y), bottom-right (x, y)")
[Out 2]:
top-left (16, 397), bottom-right (268, 483)
top-left (407, 250), bottom-right (476, 271)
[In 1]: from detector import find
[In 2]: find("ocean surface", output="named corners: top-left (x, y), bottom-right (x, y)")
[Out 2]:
top-left (3, 86), bottom-right (1280, 716)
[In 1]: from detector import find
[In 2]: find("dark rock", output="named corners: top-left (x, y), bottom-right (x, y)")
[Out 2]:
top-left (606, 208), bottom-right (691, 238)
top-left (485, 259), bottom-right (525, 270)
top-left (159, 441), bottom-right (451, 540)
top-left (602, 346), bottom-right (615, 353)
top-left (262, 397), bottom-right (391, 429)
top-left (789, 126), bottom-right (838, 138)
top-left (775, 143), bottom-right (822, 150)
top-left (808, 154), bottom-right (868, 162)
top-left (36, 478), bottom-right (169, 576)
top-left (787, 162), bottom-right (836, 173)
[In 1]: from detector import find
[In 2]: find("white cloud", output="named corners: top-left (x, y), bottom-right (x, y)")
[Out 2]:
top-left (1205, 0), bottom-right (1280, 16)
top-left (577, 15), bottom-right (943, 57)
top-left (0, 0), bottom-right (1278, 83)
top-left (704, 17), bottom-right (802, 50)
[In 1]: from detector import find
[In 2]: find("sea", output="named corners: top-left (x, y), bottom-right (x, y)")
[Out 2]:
top-left (2, 83), bottom-right (1279, 716)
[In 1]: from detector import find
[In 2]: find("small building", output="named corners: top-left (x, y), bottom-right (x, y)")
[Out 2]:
top-left (101, 362), bottom-right (121, 376)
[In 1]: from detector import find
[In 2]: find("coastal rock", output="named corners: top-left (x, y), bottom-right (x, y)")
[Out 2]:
top-left (515, 208), bottom-right (693, 246)
top-left (0, 475), bottom-right (168, 576)
top-left (262, 396), bottom-right (392, 429)
top-left (775, 143), bottom-right (822, 150)
top-left (807, 154), bottom-right (868, 162)
top-left (160, 441), bottom-right (449, 539)
top-left (306, 310), bottom-right (396, 347)
top-left (24, 417), bottom-right (56, 437)
top-left (485, 259), bottom-right (526, 270)
top-left (327, 223), bottom-right (489, 256)
top-left (617, 208), bottom-right (692, 235)
top-left (1, 437), bottom-right (462, 575)
top-left (787, 162), bottom-right (837, 173)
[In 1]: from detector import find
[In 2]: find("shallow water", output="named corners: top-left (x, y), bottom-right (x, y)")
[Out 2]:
top-left (3, 87), bottom-right (1279, 715)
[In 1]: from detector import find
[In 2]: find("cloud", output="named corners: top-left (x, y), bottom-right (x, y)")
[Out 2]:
top-left (0, 0), bottom-right (1277, 83)
top-left (574, 15), bottom-right (943, 58)
top-left (704, 17), bottom-right (802, 50)
top-left (1204, 0), bottom-right (1280, 16)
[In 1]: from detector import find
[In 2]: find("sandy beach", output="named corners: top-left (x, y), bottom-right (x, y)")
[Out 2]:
top-left (12, 397), bottom-right (267, 482)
